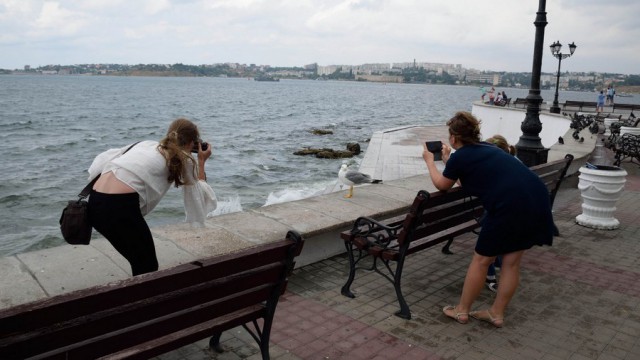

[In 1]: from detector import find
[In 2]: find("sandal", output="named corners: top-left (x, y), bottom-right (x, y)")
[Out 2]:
top-left (443, 305), bottom-right (469, 324)
top-left (470, 309), bottom-right (504, 328)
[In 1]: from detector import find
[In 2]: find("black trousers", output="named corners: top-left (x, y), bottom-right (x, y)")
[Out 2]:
top-left (88, 190), bottom-right (158, 276)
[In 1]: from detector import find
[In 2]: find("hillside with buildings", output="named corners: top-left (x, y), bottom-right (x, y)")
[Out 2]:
top-left (4, 62), bottom-right (637, 92)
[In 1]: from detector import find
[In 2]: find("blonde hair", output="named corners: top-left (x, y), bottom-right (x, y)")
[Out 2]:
top-left (158, 118), bottom-right (200, 187)
top-left (486, 134), bottom-right (517, 156)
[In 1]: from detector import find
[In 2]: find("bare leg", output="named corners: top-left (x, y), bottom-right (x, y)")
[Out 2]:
top-left (470, 250), bottom-right (525, 327)
top-left (458, 253), bottom-right (495, 312)
top-left (489, 250), bottom-right (524, 317)
top-left (444, 252), bottom-right (494, 322)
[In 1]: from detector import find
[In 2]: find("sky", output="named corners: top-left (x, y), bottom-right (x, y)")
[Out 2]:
top-left (1, 0), bottom-right (638, 74)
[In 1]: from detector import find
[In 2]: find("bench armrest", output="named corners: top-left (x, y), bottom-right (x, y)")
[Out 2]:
top-left (349, 216), bottom-right (404, 249)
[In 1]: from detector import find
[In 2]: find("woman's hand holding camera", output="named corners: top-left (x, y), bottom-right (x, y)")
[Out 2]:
top-left (196, 141), bottom-right (212, 162)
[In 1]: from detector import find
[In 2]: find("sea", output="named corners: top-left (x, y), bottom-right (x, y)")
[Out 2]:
top-left (1, 74), bottom-right (638, 257)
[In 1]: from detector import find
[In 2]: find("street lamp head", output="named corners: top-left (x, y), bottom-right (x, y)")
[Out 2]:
top-left (550, 41), bottom-right (561, 55)
top-left (569, 42), bottom-right (577, 55)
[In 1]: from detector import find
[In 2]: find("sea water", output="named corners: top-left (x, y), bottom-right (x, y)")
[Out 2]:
top-left (0, 75), bottom-right (636, 257)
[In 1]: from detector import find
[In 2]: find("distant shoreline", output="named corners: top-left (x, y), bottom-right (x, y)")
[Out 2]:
top-left (3, 71), bottom-right (640, 94)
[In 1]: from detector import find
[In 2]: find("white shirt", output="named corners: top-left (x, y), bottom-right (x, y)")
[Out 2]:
top-left (88, 140), bottom-right (217, 225)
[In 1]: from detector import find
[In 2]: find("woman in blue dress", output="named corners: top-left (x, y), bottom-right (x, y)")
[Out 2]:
top-left (422, 111), bottom-right (554, 327)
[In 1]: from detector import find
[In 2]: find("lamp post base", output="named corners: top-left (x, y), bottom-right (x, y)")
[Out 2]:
top-left (549, 105), bottom-right (561, 114)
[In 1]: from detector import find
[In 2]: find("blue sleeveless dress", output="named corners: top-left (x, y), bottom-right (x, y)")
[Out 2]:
top-left (442, 142), bottom-right (554, 256)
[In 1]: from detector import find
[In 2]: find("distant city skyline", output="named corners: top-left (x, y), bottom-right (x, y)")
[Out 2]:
top-left (2, 1), bottom-right (639, 75)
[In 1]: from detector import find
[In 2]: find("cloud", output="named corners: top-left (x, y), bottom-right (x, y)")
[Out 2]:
top-left (31, 1), bottom-right (88, 36)
top-left (0, 0), bottom-right (638, 74)
top-left (144, 0), bottom-right (171, 15)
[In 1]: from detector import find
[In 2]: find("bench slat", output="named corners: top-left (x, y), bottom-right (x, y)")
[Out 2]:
top-left (65, 287), bottom-right (273, 359)
top-left (382, 220), bottom-right (480, 261)
top-left (105, 307), bottom-right (265, 360)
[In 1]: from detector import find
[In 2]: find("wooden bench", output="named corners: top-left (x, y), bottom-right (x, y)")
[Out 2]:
top-left (614, 133), bottom-right (640, 167)
top-left (563, 100), bottom-right (598, 112)
top-left (494, 98), bottom-right (510, 107)
top-left (340, 155), bottom-right (573, 319)
top-left (0, 231), bottom-right (304, 360)
top-left (612, 103), bottom-right (640, 116)
top-left (512, 97), bottom-right (528, 108)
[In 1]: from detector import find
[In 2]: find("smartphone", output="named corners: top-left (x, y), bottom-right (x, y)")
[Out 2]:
top-left (425, 141), bottom-right (442, 153)
top-left (425, 141), bottom-right (443, 161)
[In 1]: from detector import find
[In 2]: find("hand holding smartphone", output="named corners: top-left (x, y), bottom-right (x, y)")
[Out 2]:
top-left (425, 141), bottom-right (443, 161)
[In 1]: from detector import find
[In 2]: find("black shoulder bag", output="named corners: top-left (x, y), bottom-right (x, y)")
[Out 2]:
top-left (59, 142), bottom-right (140, 245)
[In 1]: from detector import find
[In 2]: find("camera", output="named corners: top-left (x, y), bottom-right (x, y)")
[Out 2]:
top-left (425, 141), bottom-right (442, 161)
top-left (191, 141), bottom-right (209, 153)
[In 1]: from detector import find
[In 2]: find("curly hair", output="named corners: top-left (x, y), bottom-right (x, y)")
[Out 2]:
top-left (446, 111), bottom-right (482, 145)
top-left (158, 118), bottom-right (200, 187)
top-left (486, 134), bottom-right (517, 156)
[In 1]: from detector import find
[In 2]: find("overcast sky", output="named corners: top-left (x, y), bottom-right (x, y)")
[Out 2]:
top-left (1, 0), bottom-right (638, 74)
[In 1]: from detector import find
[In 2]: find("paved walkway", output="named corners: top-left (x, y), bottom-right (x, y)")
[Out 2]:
top-left (157, 159), bottom-right (640, 359)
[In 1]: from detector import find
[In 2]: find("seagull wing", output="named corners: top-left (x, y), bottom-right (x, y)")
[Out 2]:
top-left (345, 170), bottom-right (373, 185)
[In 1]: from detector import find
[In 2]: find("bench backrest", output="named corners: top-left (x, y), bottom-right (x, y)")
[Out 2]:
top-left (529, 154), bottom-right (574, 208)
top-left (0, 231), bottom-right (304, 359)
top-left (397, 187), bottom-right (483, 249)
top-left (563, 101), bottom-right (597, 111)
top-left (613, 103), bottom-right (638, 111)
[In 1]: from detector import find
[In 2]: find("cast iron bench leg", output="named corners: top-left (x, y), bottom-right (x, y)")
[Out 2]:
top-left (209, 333), bottom-right (224, 353)
top-left (341, 241), bottom-right (357, 298)
top-left (441, 237), bottom-right (454, 255)
top-left (393, 256), bottom-right (411, 319)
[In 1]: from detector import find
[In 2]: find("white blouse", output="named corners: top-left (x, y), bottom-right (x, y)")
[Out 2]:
top-left (88, 140), bottom-right (217, 225)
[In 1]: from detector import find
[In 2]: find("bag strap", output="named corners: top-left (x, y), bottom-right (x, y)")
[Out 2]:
top-left (79, 141), bottom-right (141, 198)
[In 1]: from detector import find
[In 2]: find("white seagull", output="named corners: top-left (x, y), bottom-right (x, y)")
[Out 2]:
top-left (338, 164), bottom-right (382, 198)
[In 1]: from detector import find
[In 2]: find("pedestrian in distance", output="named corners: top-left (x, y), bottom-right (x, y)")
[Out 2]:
top-left (608, 86), bottom-right (615, 105)
top-left (422, 111), bottom-right (554, 327)
top-left (87, 118), bottom-right (217, 276)
top-left (597, 90), bottom-right (605, 113)
top-left (480, 86), bottom-right (487, 102)
top-left (488, 87), bottom-right (495, 105)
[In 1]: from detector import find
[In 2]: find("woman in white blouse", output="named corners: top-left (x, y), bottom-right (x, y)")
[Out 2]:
top-left (88, 118), bottom-right (217, 275)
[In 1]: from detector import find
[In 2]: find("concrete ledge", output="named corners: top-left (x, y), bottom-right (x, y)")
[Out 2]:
top-left (0, 174), bottom-right (434, 309)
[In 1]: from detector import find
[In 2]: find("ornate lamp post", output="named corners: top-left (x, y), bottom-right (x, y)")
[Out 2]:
top-left (515, 0), bottom-right (549, 166)
top-left (549, 41), bottom-right (577, 114)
